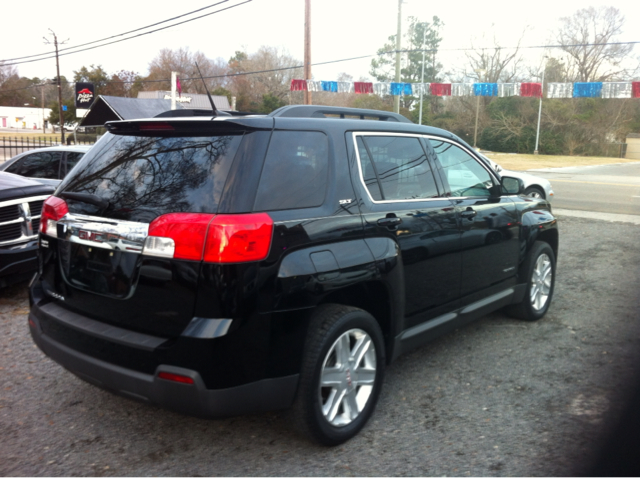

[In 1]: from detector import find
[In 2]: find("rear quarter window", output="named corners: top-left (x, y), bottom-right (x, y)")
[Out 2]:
top-left (254, 131), bottom-right (329, 211)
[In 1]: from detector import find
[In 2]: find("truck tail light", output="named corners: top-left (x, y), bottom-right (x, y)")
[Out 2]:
top-left (40, 196), bottom-right (68, 237)
top-left (144, 213), bottom-right (273, 263)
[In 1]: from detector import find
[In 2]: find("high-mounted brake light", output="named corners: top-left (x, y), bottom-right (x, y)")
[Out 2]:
top-left (40, 196), bottom-right (68, 236)
top-left (139, 122), bottom-right (174, 131)
top-left (143, 213), bottom-right (273, 264)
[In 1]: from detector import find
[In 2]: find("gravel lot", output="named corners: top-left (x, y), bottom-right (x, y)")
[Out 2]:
top-left (2, 215), bottom-right (640, 476)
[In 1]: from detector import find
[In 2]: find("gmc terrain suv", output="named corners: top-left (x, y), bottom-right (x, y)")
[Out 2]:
top-left (29, 105), bottom-right (558, 445)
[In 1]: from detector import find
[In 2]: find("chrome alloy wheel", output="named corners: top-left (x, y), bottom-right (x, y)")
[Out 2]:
top-left (530, 253), bottom-right (552, 311)
top-left (526, 190), bottom-right (543, 199)
top-left (319, 328), bottom-right (377, 427)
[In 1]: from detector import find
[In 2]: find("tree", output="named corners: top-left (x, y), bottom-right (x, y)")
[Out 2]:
top-left (47, 97), bottom-right (76, 126)
top-left (556, 6), bottom-right (634, 81)
top-left (144, 48), bottom-right (228, 93)
top-left (227, 46), bottom-right (302, 112)
top-left (369, 16), bottom-right (443, 110)
top-left (464, 30), bottom-right (526, 83)
top-left (0, 63), bottom-right (42, 106)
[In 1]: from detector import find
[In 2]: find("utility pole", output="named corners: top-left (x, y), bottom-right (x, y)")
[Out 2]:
top-left (304, 0), bottom-right (312, 105)
top-left (45, 30), bottom-right (66, 144)
top-left (394, 0), bottom-right (402, 114)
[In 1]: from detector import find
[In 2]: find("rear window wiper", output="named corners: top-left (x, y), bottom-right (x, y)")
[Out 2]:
top-left (59, 191), bottom-right (110, 210)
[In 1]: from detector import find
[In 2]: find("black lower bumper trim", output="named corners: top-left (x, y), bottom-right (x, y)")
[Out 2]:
top-left (29, 313), bottom-right (299, 418)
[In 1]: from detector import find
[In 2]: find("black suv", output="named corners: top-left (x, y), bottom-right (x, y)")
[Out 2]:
top-left (0, 172), bottom-right (53, 287)
top-left (29, 105), bottom-right (558, 445)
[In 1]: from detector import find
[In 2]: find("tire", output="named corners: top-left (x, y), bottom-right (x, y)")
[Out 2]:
top-left (523, 186), bottom-right (545, 199)
top-left (505, 241), bottom-right (555, 321)
top-left (292, 304), bottom-right (385, 446)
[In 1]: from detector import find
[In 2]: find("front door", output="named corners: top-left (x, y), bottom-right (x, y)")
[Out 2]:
top-left (352, 133), bottom-right (462, 327)
top-left (427, 138), bottom-right (520, 301)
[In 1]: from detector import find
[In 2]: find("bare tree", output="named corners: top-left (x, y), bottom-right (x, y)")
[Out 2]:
top-left (556, 6), bottom-right (634, 81)
top-left (464, 29), bottom-right (527, 83)
top-left (144, 48), bottom-right (229, 92)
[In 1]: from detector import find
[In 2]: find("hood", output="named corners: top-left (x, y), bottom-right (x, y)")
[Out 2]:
top-left (0, 172), bottom-right (55, 201)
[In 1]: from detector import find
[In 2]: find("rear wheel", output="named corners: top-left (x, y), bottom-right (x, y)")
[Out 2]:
top-left (505, 241), bottom-right (555, 321)
top-left (292, 304), bottom-right (385, 446)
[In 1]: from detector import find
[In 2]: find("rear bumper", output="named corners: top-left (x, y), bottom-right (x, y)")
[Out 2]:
top-left (28, 299), bottom-right (299, 418)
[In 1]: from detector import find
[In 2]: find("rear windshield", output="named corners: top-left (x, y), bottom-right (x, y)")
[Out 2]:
top-left (58, 133), bottom-right (243, 222)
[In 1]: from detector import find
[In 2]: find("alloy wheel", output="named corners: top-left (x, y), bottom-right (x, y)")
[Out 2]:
top-left (319, 328), bottom-right (377, 427)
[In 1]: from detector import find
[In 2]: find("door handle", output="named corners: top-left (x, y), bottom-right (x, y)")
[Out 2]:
top-left (377, 217), bottom-right (402, 227)
top-left (460, 207), bottom-right (477, 220)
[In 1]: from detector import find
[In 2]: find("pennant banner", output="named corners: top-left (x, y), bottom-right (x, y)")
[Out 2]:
top-left (547, 83), bottom-right (573, 98)
top-left (474, 83), bottom-right (498, 97)
top-left (498, 83), bottom-right (520, 97)
top-left (289, 79), bottom-right (640, 101)
top-left (573, 82), bottom-right (603, 98)
top-left (602, 82), bottom-right (632, 98)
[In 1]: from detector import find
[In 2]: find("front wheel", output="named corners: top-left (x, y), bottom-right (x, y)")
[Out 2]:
top-left (292, 304), bottom-right (385, 446)
top-left (523, 186), bottom-right (545, 199)
top-left (505, 241), bottom-right (555, 321)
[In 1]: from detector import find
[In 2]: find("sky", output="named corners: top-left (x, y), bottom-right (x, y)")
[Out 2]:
top-left (2, 0), bottom-right (639, 86)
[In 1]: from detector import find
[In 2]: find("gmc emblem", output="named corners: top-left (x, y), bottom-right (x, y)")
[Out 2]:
top-left (78, 230), bottom-right (104, 242)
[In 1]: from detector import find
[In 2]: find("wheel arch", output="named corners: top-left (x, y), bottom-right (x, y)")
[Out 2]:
top-left (318, 281), bottom-right (396, 364)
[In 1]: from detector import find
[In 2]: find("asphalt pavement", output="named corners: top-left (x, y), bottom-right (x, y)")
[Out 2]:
top-left (529, 162), bottom-right (640, 216)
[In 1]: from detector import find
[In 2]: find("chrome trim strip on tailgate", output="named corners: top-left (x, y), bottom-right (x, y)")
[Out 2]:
top-left (57, 213), bottom-right (149, 253)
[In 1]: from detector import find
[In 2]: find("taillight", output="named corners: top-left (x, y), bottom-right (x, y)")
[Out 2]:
top-left (143, 213), bottom-right (273, 263)
top-left (204, 213), bottom-right (274, 263)
top-left (145, 213), bottom-right (214, 260)
top-left (40, 196), bottom-right (68, 237)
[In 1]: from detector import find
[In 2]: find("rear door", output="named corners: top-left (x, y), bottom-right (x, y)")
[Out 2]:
top-left (39, 130), bottom-right (246, 337)
top-left (427, 138), bottom-right (520, 302)
top-left (352, 133), bottom-right (461, 328)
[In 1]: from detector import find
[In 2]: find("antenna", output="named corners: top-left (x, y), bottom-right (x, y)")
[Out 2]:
top-left (195, 62), bottom-right (218, 115)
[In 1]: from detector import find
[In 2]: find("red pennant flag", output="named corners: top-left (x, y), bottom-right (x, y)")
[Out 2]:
top-left (354, 82), bottom-right (373, 94)
top-left (521, 82), bottom-right (542, 98)
top-left (177, 76), bottom-right (182, 97)
top-left (632, 82), bottom-right (640, 98)
top-left (430, 83), bottom-right (452, 96)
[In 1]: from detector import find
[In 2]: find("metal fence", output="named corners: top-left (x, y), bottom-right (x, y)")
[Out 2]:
top-left (0, 136), bottom-right (96, 162)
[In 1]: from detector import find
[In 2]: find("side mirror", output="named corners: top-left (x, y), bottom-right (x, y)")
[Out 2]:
top-left (501, 176), bottom-right (524, 195)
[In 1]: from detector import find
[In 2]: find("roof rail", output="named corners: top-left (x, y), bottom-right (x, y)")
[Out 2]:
top-left (269, 105), bottom-right (413, 123)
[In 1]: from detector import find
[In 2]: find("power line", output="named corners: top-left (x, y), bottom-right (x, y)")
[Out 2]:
top-left (2, 40), bottom-right (639, 94)
top-left (1, 1), bottom-right (235, 63)
top-left (0, 0), bottom-right (252, 67)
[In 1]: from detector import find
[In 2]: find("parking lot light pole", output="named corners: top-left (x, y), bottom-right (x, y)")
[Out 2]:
top-left (473, 69), bottom-right (485, 150)
top-left (534, 58), bottom-right (547, 155)
top-left (418, 23), bottom-right (426, 125)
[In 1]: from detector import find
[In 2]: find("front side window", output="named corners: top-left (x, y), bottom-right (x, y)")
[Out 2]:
top-left (356, 135), bottom-right (439, 202)
top-left (429, 139), bottom-right (494, 197)
top-left (7, 152), bottom-right (62, 179)
top-left (254, 131), bottom-right (329, 211)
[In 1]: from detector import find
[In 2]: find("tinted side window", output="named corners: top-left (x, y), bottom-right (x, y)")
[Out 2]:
top-left (254, 131), bottom-right (328, 211)
top-left (65, 152), bottom-right (84, 175)
top-left (429, 139), bottom-right (493, 197)
top-left (357, 135), bottom-right (439, 201)
top-left (8, 152), bottom-right (62, 179)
